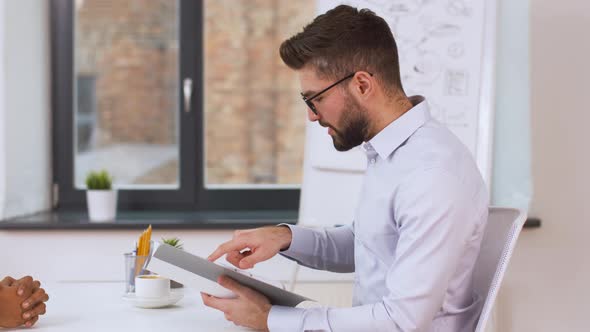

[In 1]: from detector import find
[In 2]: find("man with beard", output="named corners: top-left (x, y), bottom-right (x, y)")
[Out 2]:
top-left (203, 5), bottom-right (488, 332)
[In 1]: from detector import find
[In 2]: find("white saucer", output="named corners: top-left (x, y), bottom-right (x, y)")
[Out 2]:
top-left (122, 290), bottom-right (184, 309)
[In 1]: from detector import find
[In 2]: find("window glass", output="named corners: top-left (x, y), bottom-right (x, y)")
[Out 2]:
top-left (74, 0), bottom-right (180, 189)
top-left (203, 1), bottom-right (313, 187)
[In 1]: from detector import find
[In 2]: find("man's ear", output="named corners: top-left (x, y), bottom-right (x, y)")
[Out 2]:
top-left (352, 71), bottom-right (374, 99)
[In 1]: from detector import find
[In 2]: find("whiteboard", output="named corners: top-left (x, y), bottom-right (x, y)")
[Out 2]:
top-left (298, 0), bottom-right (497, 228)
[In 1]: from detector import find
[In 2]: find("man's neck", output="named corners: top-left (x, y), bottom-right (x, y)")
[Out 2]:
top-left (366, 93), bottom-right (413, 140)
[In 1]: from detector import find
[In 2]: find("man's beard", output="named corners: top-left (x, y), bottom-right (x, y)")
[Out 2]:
top-left (329, 94), bottom-right (369, 151)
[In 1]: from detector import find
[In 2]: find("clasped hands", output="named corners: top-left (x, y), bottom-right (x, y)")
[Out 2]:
top-left (0, 276), bottom-right (49, 328)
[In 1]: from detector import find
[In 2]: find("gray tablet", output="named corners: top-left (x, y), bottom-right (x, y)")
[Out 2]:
top-left (145, 242), bottom-right (312, 307)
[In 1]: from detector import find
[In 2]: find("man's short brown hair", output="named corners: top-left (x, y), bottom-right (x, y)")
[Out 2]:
top-left (280, 5), bottom-right (403, 93)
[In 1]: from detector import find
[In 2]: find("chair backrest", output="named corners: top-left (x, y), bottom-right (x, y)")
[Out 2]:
top-left (473, 207), bottom-right (527, 332)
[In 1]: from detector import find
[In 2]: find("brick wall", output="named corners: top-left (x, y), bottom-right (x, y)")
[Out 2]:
top-left (77, 0), bottom-right (177, 146)
top-left (77, 0), bottom-right (313, 185)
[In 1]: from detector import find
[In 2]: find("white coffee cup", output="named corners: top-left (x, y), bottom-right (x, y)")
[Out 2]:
top-left (135, 275), bottom-right (170, 298)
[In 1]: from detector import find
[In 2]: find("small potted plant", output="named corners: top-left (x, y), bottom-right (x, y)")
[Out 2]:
top-left (162, 237), bottom-right (183, 250)
top-left (85, 170), bottom-right (117, 222)
top-left (162, 237), bottom-right (184, 288)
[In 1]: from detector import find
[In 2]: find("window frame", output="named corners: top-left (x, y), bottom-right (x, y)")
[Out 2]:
top-left (51, 0), bottom-right (300, 212)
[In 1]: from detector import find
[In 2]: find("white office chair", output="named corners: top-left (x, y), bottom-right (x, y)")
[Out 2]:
top-left (473, 207), bottom-right (527, 332)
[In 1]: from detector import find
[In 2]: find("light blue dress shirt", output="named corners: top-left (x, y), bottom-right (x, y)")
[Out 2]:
top-left (268, 96), bottom-right (489, 332)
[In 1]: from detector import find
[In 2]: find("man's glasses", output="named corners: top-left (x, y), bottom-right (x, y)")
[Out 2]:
top-left (300, 72), bottom-right (373, 115)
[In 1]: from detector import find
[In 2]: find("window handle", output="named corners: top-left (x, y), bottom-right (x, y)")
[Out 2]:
top-left (183, 78), bottom-right (193, 113)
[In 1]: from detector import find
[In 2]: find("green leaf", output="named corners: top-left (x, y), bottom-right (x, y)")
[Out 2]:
top-left (85, 169), bottom-right (113, 190)
top-left (161, 237), bottom-right (183, 249)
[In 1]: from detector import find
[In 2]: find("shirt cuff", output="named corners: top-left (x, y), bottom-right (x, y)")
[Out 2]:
top-left (276, 223), bottom-right (314, 257)
top-left (267, 305), bottom-right (306, 332)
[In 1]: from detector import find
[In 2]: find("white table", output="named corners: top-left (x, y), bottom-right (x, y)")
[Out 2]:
top-left (28, 281), bottom-right (250, 331)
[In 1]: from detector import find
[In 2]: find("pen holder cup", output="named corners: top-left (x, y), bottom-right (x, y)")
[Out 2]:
top-left (124, 253), bottom-right (150, 294)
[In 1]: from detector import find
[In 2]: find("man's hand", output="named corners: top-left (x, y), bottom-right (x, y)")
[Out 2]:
top-left (1, 276), bottom-right (49, 328)
top-left (208, 226), bottom-right (292, 269)
top-left (201, 276), bottom-right (272, 331)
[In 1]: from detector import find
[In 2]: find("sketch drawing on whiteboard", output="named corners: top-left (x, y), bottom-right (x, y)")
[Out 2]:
top-left (316, 0), bottom-right (492, 171)
top-left (426, 101), bottom-right (470, 129)
top-left (400, 50), bottom-right (442, 86)
top-left (447, 42), bottom-right (465, 58)
top-left (444, 70), bottom-right (469, 96)
top-left (446, 0), bottom-right (473, 17)
top-left (445, 108), bottom-right (469, 128)
top-left (362, 0), bottom-right (428, 16)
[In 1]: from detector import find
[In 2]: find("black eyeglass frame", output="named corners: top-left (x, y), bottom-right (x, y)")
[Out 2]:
top-left (300, 71), bottom-right (373, 115)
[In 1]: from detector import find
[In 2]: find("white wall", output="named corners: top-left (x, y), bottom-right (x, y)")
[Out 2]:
top-left (0, 0), bottom-right (51, 219)
top-left (0, 229), bottom-right (301, 283)
top-left (495, 0), bottom-right (590, 331)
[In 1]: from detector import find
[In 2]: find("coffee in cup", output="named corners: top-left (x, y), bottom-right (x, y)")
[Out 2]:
top-left (134, 274), bottom-right (170, 298)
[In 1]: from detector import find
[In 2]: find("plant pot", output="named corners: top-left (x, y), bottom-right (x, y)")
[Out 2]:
top-left (86, 190), bottom-right (118, 222)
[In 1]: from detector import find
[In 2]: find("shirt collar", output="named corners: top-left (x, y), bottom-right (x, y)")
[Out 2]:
top-left (363, 95), bottom-right (431, 159)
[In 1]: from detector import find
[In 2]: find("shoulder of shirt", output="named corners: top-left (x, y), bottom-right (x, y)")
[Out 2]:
top-left (389, 120), bottom-right (488, 204)
top-left (393, 119), bottom-right (472, 176)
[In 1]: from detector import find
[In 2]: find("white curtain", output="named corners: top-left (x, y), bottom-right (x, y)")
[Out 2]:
top-left (491, 0), bottom-right (532, 211)
top-left (0, 0), bottom-right (6, 218)
top-left (0, 0), bottom-right (52, 219)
